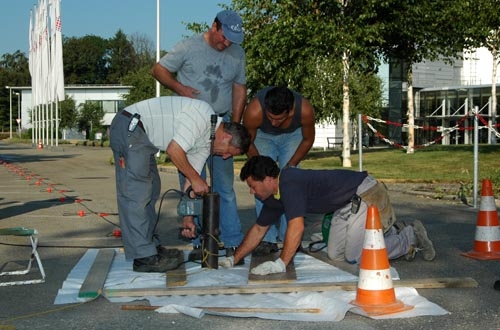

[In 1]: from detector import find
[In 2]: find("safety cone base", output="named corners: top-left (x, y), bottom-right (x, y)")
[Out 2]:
top-left (461, 179), bottom-right (500, 260)
top-left (461, 250), bottom-right (500, 261)
top-left (350, 297), bottom-right (413, 316)
top-left (352, 205), bottom-right (415, 316)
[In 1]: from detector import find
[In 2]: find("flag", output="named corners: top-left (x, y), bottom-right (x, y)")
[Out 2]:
top-left (39, 0), bottom-right (50, 106)
top-left (50, 0), bottom-right (65, 102)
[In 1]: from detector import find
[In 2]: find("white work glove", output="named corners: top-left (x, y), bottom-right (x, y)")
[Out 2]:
top-left (250, 258), bottom-right (286, 275)
top-left (219, 256), bottom-right (234, 268)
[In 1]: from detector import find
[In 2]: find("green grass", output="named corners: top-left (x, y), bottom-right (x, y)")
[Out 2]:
top-left (302, 145), bottom-right (499, 181)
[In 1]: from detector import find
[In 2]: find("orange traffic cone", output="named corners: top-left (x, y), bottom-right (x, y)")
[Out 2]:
top-left (462, 179), bottom-right (500, 260)
top-left (350, 205), bottom-right (413, 316)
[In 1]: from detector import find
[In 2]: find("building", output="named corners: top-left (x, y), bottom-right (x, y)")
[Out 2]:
top-left (14, 85), bottom-right (131, 140)
top-left (388, 47), bottom-right (499, 146)
top-left (313, 46), bottom-right (499, 149)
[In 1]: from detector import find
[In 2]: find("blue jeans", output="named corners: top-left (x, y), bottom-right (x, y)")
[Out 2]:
top-left (253, 128), bottom-right (303, 243)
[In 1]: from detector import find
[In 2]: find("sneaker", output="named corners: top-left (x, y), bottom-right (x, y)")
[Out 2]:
top-left (188, 245), bottom-right (202, 262)
top-left (133, 254), bottom-right (178, 272)
top-left (412, 220), bottom-right (436, 261)
top-left (225, 247), bottom-right (244, 265)
top-left (253, 241), bottom-right (279, 256)
top-left (157, 246), bottom-right (180, 258)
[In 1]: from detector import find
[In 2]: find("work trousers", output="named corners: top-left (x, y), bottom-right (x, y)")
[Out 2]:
top-left (327, 176), bottom-right (415, 263)
top-left (110, 111), bottom-right (161, 260)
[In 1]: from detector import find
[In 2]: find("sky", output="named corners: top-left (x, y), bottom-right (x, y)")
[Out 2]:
top-left (0, 0), bottom-right (232, 56)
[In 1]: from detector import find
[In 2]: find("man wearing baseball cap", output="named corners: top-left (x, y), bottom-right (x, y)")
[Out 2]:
top-left (216, 9), bottom-right (244, 44)
top-left (152, 10), bottom-right (247, 263)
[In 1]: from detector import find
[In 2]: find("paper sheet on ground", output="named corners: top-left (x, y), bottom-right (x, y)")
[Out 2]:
top-left (54, 248), bottom-right (449, 321)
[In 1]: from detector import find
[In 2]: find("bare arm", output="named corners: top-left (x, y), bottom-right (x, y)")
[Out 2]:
top-left (286, 98), bottom-right (316, 167)
top-left (231, 83), bottom-right (247, 123)
top-left (232, 223), bottom-right (269, 265)
top-left (165, 140), bottom-right (208, 195)
top-left (242, 97), bottom-right (263, 158)
top-left (278, 217), bottom-right (304, 266)
top-left (151, 63), bottom-right (200, 98)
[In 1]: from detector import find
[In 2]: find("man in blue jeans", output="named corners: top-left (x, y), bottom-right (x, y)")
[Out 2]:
top-left (152, 10), bottom-right (247, 259)
top-left (242, 86), bottom-right (316, 255)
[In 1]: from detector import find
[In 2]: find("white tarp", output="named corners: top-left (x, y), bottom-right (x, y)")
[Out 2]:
top-left (55, 248), bottom-right (449, 321)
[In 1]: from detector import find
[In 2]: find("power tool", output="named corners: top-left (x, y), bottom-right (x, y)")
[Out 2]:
top-left (176, 114), bottom-right (220, 269)
top-left (177, 187), bottom-right (203, 218)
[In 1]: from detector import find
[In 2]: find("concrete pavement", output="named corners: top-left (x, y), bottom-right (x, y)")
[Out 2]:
top-left (0, 142), bottom-right (499, 330)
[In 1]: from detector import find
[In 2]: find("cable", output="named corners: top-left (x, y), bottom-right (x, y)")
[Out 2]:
top-left (153, 188), bottom-right (184, 234)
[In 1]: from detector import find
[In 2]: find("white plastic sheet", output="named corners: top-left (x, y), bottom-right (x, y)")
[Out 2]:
top-left (54, 248), bottom-right (449, 321)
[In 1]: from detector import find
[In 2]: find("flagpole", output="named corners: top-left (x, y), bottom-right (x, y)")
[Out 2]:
top-left (156, 0), bottom-right (160, 97)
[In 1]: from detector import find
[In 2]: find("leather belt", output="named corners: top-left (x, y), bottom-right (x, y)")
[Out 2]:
top-left (218, 112), bottom-right (227, 118)
top-left (121, 110), bottom-right (144, 131)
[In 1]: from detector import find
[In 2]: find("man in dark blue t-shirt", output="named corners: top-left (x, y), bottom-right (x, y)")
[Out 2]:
top-left (220, 155), bottom-right (435, 275)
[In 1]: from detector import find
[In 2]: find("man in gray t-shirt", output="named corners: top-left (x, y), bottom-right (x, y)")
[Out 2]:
top-left (152, 10), bottom-right (247, 260)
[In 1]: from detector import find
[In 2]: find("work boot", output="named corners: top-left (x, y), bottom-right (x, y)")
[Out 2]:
top-left (133, 254), bottom-right (178, 273)
top-left (412, 220), bottom-right (436, 261)
top-left (157, 246), bottom-right (180, 258)
top-left (188, 245), bottom-right (202, 262)
top-left (253, 241), bottom-right (279, 256)
top-left (225, 247), bottom-right (244, 265)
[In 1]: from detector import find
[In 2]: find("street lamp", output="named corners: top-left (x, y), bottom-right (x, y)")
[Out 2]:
top-left (14, 92), bottom-right (20, 137)
top-left (5, 86), bottom-right (12, 139)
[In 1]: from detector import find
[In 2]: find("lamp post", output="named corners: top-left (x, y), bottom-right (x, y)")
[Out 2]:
top-left (5, 86), bottom-right (12, 139)
top-left (14, 92), bottom-right (20, 137)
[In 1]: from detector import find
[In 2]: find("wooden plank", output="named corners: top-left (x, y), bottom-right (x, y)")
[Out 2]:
top-left (121, 304), bottom-right (321, 313)
top-left (166, 249), bottom-right (186, 287)
top-left (104, 277), bottom-right (477, 298)
top-left (79, 249), bottom-right (115, 298)
top-left (248, 251), bottom-right (296, 284)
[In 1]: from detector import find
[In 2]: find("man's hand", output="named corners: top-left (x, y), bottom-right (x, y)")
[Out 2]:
top-left (250, 258), bottom-right (286, 275)
top-left (181, 216), bottom-right (198, 239)
top-left (219, 256), bottom-right (234, 268)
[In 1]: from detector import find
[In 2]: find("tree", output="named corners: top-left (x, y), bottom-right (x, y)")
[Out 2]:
top-left (0, 51), bottom-right (30, 131)
top-left (466, 0), bottom-right (500, 144)
top-left (129, 32), bottom-right (156, 68)
top-left (63, 35), bottom-right (109, 84)
top-left (122, 66), bottom-right (159, 105)
top-left (232, 0), bottom-right (387, 166)
top-left (76, 101), bottom-right (104, 140)
top-left (107, 29), bottom-right (138, 84)
top-left (58, 96), bottom-right (77, 129)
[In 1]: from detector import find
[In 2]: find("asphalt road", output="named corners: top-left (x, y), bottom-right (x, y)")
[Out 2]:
top-left (0, 142), bottom-right (499, 330)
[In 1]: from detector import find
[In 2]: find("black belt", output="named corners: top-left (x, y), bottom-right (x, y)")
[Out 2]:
top-left (121, 110), bottom-right (144, 131)
top-left (218, 112), bottom-right (227, 118)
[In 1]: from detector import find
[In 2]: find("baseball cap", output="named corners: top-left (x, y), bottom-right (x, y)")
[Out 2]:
top-left (216, 10), bottom-right (244, 44)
